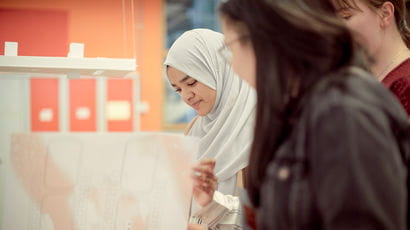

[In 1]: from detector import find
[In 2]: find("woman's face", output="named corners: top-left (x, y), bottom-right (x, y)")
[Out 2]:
top-left (335, 0), bottom-right (385, 57)
top-left (167, 66), bottom-right (216, 116)
top-left (221, 18), bottom-right (256, 88)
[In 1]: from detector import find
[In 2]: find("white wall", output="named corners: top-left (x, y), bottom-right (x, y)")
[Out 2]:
top-left (0, 77), bottom-right (30, 223)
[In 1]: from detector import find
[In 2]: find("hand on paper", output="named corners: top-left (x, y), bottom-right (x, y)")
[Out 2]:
top-left (188, 223), bottom-right (206, 230)
top-left (188, 224), bottom-right (205, 230)
top-left (191, 158), bottom-right (217, 207)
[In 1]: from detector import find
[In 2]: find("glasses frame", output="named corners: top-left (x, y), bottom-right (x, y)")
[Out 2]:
top-left (218, 35), bottom-right (250, 63)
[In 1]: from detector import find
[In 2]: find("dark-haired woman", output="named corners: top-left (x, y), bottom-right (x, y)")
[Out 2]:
top-left (217, 0), bottom-right (409, 229)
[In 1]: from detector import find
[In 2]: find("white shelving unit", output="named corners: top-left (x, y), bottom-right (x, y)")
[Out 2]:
top-left (0, 55), bottom-right (137, 78)
top-left (0, 43), bottom-right (142, 226)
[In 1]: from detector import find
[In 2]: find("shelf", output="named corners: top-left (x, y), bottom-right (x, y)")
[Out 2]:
top-left (0, 55), bottom-right (137, 78)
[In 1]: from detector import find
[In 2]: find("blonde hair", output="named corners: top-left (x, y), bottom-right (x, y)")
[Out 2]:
top-left (334, 0), bottom-right (410, 48)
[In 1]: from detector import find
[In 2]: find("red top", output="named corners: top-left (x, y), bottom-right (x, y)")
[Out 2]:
top-left (243, 205), bottom-right (257, 230)
top-left (382, 58), bottom-right (410, 116)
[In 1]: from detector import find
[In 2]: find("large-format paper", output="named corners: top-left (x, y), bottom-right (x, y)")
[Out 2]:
top-left (2, 133), bottom-right (197, 230)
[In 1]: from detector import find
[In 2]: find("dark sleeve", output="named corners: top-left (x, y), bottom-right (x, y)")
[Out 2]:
top-left (309, 105), bottom-right (407, 230)
top-left (390, 78), bottom-right (410, 116)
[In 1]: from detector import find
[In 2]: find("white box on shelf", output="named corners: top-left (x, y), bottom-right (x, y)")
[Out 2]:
top-left (4, 42), bottom-right (18, 56)
top-left (67, 43), bottom-right (84, 58)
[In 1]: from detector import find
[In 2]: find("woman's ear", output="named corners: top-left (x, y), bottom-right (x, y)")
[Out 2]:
top-left (379, 1), bottom-right (395, 28)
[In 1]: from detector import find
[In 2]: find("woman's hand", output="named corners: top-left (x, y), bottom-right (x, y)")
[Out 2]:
top-left (187, 223), bottom-right (206, 230)
top-left (191, 158), bottom-right (217, 207)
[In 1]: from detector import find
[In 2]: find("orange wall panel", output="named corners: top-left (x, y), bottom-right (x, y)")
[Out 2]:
top-left (0, 8), bottom-right (68, 56)
top-left (69, 79), bottom-right (96, 132)
top-left (138, 0), bottom-right (164, 131)
top-left (106, 79), bottom-right (133, 132)
top-left (31, 79), bottom-right (59, 131)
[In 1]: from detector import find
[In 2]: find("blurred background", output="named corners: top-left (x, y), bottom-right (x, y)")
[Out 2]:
top-left (0, 0), bottom-right (221, 221)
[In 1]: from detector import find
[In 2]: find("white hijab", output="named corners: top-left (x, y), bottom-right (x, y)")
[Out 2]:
top-left (164, 29), bottom-right (256, 195)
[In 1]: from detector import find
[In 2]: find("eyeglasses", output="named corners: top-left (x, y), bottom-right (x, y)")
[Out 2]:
top-left (218, 35), bottom-right (249, 63)
top-left (218, 45), bottom-right (233, 63)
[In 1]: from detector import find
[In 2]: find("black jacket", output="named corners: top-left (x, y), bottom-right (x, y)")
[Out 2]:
top-left (257, 68), bottom-right (410, 230)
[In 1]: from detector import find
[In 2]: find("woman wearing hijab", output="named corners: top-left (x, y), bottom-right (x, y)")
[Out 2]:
top-left (164, 28), bottom-right (256, 229)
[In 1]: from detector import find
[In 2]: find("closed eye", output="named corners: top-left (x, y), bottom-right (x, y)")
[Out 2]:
top-left (187, 80), bottom-right (197, 86)
top-left (337, 9), bottom-right (353, 20)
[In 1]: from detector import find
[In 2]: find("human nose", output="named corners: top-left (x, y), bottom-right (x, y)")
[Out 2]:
top-left (181, 90), bottom-right (194, 103)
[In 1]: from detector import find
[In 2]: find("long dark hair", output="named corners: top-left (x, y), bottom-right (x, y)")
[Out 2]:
top-left (220, 0), bottom-right (357, 207)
